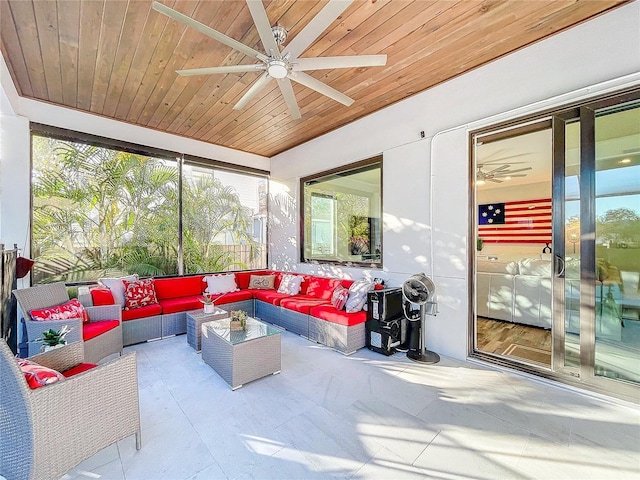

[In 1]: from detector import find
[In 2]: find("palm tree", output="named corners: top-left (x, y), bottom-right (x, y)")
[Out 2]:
top-left (32, 137), bottom-right (260, 282)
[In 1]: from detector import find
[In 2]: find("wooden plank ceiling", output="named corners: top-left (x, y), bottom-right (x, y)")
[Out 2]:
top-left (1, 0), bottom-right (628, 157)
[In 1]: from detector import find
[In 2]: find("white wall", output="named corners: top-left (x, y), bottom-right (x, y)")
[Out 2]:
top-left (269, 2), bottom-right (640, 360)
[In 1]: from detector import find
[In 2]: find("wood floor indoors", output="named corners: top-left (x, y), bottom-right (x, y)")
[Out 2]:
top-left (476, 317), bottom-right (552, 367)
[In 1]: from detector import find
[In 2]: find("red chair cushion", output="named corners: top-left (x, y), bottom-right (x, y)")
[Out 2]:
top-left (122, 303), bottom-right (162, 321)
top-left (154, 276), bottom-right (204, 300)
top-left (90, 287), bottom-right (115, 306)
top-left (309, 305), bottom-right (367, 326)
top-left (122, 278), bottom-right (158, 309)
top-left (62, 363), bottom-right (98, 377)
top-left (306, 277), bottom-right (342, 300)
top-left (16, 358), bottom-right (65, 389)
top-left (82, 320), bottom-right (120, 341)
top-left (30, 298), bottom-right (89, 323)
top-left (279, 296), bottom-right (330, 314)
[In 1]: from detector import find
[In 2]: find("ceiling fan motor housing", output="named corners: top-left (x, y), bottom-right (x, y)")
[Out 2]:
top-left (267, 60), bottom-right (289, 79)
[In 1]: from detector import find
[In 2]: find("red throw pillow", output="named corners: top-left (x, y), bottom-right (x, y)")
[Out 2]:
top-left (331, 285), bottom-right (350, 311)
top-left (17, 358), bottom-right (66, 389)
top-left (90, 287), bottom-right (115, 306)
top-left (30, 298), bottom-right (89, 323)
top-left (122, 278), bottom-right (158, 310)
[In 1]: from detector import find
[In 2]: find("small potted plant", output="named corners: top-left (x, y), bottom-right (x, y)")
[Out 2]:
top-left (200, 293), bottom-right (217, 314)
top-left (230, 310), bottom-right (247, 331)
top-left (35, 325), bottom-right (72, 352)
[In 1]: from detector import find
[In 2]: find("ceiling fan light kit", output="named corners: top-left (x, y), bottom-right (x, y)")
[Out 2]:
top-left (152, 0), bottom-right (388, 119)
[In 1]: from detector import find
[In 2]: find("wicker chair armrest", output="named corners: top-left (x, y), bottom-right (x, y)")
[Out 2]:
top-left (77, 287), bottom-right (94, 307)
top-left (28, 352), bottom-right (140, 478)
top-left (24, 318), bottom-right (83, 357)
top-left (28, 341), bottom-right (84, 372)
top-left (86, 304), bottom-right (122, 323)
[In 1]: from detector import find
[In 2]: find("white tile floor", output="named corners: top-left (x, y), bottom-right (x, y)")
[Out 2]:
top-left (63, 331), bottom-right (640, 480)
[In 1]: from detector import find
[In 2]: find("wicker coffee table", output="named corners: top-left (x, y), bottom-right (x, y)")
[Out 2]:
top-left (201, 317), bottom-right (281, 390)
top-left (186, 308), bottom-right (229, 351)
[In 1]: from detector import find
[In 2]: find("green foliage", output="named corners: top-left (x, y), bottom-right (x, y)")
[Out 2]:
top-left (32, 136), bottom-right (261, 283)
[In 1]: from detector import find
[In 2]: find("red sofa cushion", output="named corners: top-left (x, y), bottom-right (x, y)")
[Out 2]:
top-left (159, 296), bottom-right (203, 314)
top-left (90, 287), bottom-right (115, 306)
top-left (306, 277), bottom-right (342, 300)
top-left (252, 290), bottom-right (291, 306)
top-left (279, 296), bottom-right (330, 314)
top-left (215, 290), bottom-right (253, 305)
top-left (122, 303), bottom-right (162, 321)
top-left (309, 304), bottom-right (367, 326)
top-left (154, 276), bottom-right (204, 300)
top-left (17, 358), bottom-right (65, 389)
top-left (62, 363), bottom-right (98, 377)
top-left (82, 320), bottom-right (120, 341)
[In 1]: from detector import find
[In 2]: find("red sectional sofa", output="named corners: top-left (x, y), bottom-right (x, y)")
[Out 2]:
top-left (79, 270), bottom-right (377, 355)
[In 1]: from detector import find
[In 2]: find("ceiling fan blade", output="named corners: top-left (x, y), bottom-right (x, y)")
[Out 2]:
top-left (493, 173), bottom-right (528, 178)
top-left (234, 72), bottom-right (272, 110)
top-left (152, 1), bottom-right (267, 62)
top-left (245, 0), bottom-right (280, 55)
top-left (289, 72), bottom-right (354, 106)
top-left (501, 167), bottom-right (533, 174)
top-left (292, 55), bottom-right (387, 71)
top-left (277, 78), bottom-right (301, 119)
top-left (487, 178), bottom-right (502, 183)
top-left (176, 65), bottom-right (265, 76)
top-left (284, 0), bottom-right (353, 59)
top-left (484, 165), bottom-right (510, 174)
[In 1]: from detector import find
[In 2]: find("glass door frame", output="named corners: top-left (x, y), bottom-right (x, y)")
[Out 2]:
top-left (469, 86), bottom-right (640, 402)
top-left (575, 93), bottom-right (640, 401)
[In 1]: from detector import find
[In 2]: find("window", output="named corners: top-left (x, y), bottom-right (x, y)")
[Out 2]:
top-left (31, 128), bottom-right (267, 284)
top-left (301, 158), bottom-right (382, 266)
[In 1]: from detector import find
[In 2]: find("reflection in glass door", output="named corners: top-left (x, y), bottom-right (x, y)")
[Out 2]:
top-left (592, 101), bottom-right (640, 384)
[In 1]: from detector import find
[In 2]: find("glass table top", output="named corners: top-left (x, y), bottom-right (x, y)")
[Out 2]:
top-left (205, 317), bottom-right (280, 345)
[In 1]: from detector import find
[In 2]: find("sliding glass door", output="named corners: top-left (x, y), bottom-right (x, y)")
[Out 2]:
top-left (473, 89), bottom-right (640, 400)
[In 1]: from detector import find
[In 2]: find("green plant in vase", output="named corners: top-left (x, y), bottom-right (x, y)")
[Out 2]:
top-left (200, 293), bottom-right (216, 313)
top-left (230, 310), bottom-right (247, 330)
top-left (35, 325), bottom-right (72, 352)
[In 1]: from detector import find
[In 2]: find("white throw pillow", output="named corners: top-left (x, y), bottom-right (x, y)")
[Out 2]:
top-left (99, 274), bottom-right (139, 307)
top-left (277, 274), bottom-right (304, 295)
top-left (203, 273), bottom-right (239, 294)
top-left (345, 278), bottom-right (375, 313)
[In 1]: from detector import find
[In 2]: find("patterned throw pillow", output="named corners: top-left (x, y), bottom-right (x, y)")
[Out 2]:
top-left (248, 274), bottom-right (276, 290)
top-left (122, 278), bottom-right (158, 310)
top-left (331, 285), bottom-right (350, 311)
top-left (345, 278), bottom-right (375, 313)
top-left (30, 298), bottom-right (89, 323)
top-left (17, 358), bottom-right (66, 389)
top-left (99, 274), bottom-right (139, 307)
top-left (277, 274), bottom-right (304, 295)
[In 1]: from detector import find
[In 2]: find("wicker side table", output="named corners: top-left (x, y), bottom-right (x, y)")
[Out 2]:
top-left (201, 317), bottom-right (281, 390)
top-left (186, 308), bottom-right (229, 351)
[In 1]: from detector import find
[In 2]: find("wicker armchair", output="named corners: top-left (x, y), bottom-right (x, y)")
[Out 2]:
top-left (13, 282), bottom-right (123, 363)
top-left (0, 339), bottom-right (141, 480)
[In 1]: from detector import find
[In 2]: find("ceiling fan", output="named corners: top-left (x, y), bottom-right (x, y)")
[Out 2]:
top-left (476, 164), bottom-right (532, 183)
top-left (152, 1), bottom-right (387, 120)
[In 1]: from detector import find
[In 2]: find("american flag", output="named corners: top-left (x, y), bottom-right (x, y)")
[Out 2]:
top-left (478, 198), bottom-right (552, 244)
